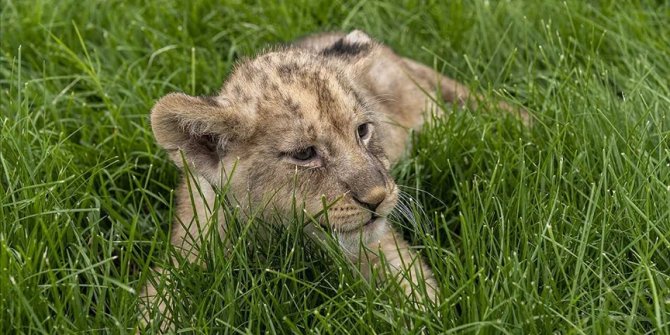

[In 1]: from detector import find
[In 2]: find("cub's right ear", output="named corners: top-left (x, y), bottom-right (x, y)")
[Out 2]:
top-left (320, 30), bottom-right (381, 76)
top-left (150, 93), bottom-right (253, 183)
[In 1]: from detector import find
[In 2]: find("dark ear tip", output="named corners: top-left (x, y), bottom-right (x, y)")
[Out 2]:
top-left (321, 30), bottom-right (376, 58)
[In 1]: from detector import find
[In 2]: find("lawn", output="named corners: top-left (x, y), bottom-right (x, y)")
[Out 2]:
top-left (1, 0), bottom-right (669, 333)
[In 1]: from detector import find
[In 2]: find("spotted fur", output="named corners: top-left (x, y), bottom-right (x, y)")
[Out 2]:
top-left (141, 30), bottom-right (528, 330)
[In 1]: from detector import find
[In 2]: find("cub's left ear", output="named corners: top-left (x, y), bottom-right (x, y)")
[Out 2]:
top-left (321, 30), bottom-right (381, 75)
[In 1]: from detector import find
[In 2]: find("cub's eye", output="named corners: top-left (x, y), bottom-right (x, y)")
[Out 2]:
top-left (357, 123), bottom-right (372, 141)
top-left (291, 146), bottom-right (317, 162)
top-left (284, 146), bottom-right (321, 167)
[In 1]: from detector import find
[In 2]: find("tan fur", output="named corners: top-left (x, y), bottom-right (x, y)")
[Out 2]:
top-left (140, 30), bottom-right (527, 330)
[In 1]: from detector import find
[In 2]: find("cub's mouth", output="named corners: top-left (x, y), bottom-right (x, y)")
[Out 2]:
top-left (364, 213), bottom-right (380, 226)
top-left (336, 215), bottom-right (385, 234)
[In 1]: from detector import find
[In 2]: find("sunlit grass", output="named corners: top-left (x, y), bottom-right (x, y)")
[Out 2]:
top-left (1, 0), bottom-right (669, 333)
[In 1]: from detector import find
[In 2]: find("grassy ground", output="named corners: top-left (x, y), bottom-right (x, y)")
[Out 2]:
top-left (2, 0), bottom-right (669, 333)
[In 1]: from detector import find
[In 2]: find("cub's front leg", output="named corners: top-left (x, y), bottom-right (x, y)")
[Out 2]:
top-left (337, 222), bottom-right (438, 305)
top-left (367, 228), bottom-right (438, 303)
top-left (139, 175), bottom-right (222, 331)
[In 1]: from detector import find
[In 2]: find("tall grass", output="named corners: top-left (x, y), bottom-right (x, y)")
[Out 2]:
top-left (1, 0), bottom-right (669, 333)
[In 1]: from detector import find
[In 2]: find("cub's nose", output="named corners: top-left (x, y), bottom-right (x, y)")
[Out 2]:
top-left (352, 186), bottom-right (387, 213)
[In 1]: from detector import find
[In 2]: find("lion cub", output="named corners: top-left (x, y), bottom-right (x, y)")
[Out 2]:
top-left (142, 30), bottom-right (526, 328)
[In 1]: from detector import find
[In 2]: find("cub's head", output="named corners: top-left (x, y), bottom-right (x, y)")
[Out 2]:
top-left (151, 31), bottom-right (396, 246)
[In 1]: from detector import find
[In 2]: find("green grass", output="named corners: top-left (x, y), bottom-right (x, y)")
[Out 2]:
top-left (2, 0), bottom-right (669, 333)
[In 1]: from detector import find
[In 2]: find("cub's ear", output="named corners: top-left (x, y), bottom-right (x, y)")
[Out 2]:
top-left (320, 30), bottom-right (380, 75)
top-left (342, 30), bottom-right (373, 45)
top-left (150, 93), bottom-right (253, 183)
